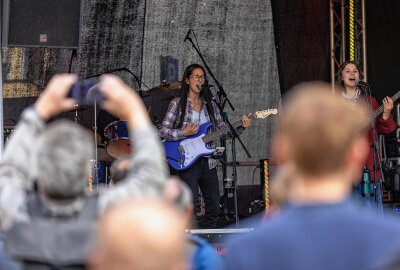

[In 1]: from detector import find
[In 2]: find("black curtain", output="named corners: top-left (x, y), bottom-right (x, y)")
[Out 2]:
top-left (366, 0), bottom-right (400, 102)
top-left (271, 0), bottom-right (331, 95)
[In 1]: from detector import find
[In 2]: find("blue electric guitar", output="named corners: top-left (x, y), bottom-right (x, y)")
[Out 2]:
top-left (164, 108), bottom-right (278, 170)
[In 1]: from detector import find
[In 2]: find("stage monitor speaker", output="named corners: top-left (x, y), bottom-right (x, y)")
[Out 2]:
top-left (2, 0), bottom-right (81, 48)
top-left (187, 228), bottom-right (253, 255)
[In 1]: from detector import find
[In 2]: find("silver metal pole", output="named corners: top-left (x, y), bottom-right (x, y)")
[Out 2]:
top-left (341, 0), bottom-right (346, 62)
top-left (94, 101), bottom-right (99, 192)
top-left (0, 0), bottom-right (5, 157)
top-left (361, 0), bottom-right (367, 81)
top-left (330, 0), bottom-right (335, 93)
top-left (0, 52), bottom-right (3, 158)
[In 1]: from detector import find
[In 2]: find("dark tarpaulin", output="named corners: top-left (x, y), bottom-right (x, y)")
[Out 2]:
top-left (366, 0), bottom-right (400, 102)
top-left (271, 0), bottom-right (331, 95)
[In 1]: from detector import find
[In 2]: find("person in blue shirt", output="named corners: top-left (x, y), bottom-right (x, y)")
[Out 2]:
top-left (224, 82), bottom-right (400, 270)
top-left (164, 177), bottom-right (223, 270)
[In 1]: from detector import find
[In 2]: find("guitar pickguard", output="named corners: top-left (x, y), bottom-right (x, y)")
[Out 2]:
top-left (180, 134), bottom-right (215, 167)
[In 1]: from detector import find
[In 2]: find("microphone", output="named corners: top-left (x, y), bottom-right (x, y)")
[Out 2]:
top-left (197, 83), bottom-right (205, 90)
top-left (355, 79), bottom-right (369, 87)
top-left (184, 29), bottom-right (192, 42)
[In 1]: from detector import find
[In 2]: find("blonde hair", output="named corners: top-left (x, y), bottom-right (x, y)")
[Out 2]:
top-left (278, 82), bottom-right (368, 177)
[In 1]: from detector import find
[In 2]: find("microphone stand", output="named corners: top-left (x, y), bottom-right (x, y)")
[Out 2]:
top-left (363, 84), bottom-right (381, 210)
top-left (68, 49), bottom-right (77, 74)
top-left (186, 32), bottom-right (252, 227)
top-left (204, 86), bottom-right (252, 227)
top-left (186, 36), bottom-right (235, 111)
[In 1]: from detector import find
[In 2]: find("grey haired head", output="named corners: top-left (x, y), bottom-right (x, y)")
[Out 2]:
top-left (37, 120), bottom-right (93, 200)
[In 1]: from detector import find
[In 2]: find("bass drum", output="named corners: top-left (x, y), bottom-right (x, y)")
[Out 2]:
top-left (104, 120), bottom-right (132, 158)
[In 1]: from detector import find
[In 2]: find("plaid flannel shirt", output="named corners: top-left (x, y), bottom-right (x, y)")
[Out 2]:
top-left (159, 97), bottom-right (244, 169)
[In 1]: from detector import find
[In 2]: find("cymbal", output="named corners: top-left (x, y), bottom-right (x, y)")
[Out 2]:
top-left (148, 81), bottom-right (181, 93)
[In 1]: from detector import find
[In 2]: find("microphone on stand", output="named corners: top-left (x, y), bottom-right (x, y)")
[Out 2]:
top-left (356, 79), bottom-right (369, 87)
top-left (184, 29), bottom-right (192, 42)
top-left (197, 83), bottom-right (205, 90)
top-left (197, 82), bottom-right (211, 92)
top-left (198, 82), bottom-right (216, 104)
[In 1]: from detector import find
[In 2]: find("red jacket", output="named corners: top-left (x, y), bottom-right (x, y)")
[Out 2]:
top-left (363, 96), bottom-right (396, 181)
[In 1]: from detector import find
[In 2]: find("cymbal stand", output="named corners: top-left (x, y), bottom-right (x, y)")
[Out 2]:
top-left (73, 104), bottom-right (81, 123)
top-left (93, 101), bottom-right (99, 192)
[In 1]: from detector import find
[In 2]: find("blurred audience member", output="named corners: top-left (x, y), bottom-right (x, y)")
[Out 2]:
top-left (164, 177), bottom-right (223, 270)
top-left (0, 74), bottom-right (168, 269)
top-left (87, 198), bottom-right (187, 270)
top-left (224, 82), bottom-right (400, 270)
top-left (109, 156), bottom-right (132, 186)
top-left (263, 162), bottom-right (296, 222)
top-left (0, 232), bottom-right (19, 270)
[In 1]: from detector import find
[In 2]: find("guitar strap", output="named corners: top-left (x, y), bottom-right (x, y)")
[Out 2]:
top-left (204, 100), bottom-right (217, 127)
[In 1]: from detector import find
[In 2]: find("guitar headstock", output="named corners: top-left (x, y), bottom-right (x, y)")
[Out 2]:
top-left (254, 108), bottom-right (278, 119)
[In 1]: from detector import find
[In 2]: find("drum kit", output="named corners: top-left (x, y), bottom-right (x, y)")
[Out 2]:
top-left (147, 81), bottom-right (181, 94)
top-left (74, 80), bottom-right (182, 192)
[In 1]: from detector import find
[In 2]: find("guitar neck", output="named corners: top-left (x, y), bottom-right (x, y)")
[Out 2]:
top-left (202, 125), bottom-right (230, 144)
top-left (201, 108), bottom-right (277, 143)
top-left (370, 90), bottom-right (400, 121)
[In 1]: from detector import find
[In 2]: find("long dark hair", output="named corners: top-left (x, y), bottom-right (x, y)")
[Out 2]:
top-left (176, 64), bottom-right (216, 128)
top-left (336, 60), bottom-right (363, 90)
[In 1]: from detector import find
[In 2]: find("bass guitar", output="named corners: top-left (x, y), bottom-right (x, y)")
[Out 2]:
top-left (164, 108), bottom-right (278, 170)
top-left (363, 90), bottom-right (400, 128)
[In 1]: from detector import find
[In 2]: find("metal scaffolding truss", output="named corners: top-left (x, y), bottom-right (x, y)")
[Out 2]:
top-left (330, 0), bottom-right (367, 91)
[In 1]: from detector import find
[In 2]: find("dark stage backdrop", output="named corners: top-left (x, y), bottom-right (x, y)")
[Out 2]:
top-left (1, 0), bottom-right (280, 185)
top-left (366, 0), bottom-right (400, 102)
top-left (141, 0), bottom-right (280, 184)
top-left (2, 48), bottom-right (73, 124)
top-left (2, 0), bottom-right (146, 128)
top-left (271, 0), bottom-right (331, 95)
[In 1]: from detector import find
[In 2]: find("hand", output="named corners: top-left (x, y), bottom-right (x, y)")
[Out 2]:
top-left (98, 74), bottom-right (150, 129)
top-left (241, 113), bottom-right (252, 128)
top-left (382, 96), bottom-right (394, 120)
top-left (34, 74), bottom-right (78, 120)
top-left (183, 123), bottom-right (199, 136)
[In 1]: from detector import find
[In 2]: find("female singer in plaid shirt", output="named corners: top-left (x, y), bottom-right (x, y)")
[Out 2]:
top-left (160, 64), bottom-right (252, 228)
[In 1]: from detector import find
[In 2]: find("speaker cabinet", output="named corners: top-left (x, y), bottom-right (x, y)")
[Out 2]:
top-left (224, 185), bottom-right (263, 218)
top-left (2, 0), bottom-right (81, 48)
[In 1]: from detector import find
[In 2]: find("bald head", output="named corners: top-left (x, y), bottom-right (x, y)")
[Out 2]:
top-left (91, 199), bottom-right (187, 270)
top-left (275, 82), bottom-right (369, 177)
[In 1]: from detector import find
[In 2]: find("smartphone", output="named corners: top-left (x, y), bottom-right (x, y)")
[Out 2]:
top-left (69, 78), bottom-right (106, 105)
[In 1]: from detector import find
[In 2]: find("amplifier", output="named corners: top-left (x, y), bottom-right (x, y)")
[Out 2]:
top-left (2, 0), bottom-right (81, 48)
top-left (384, 131), bottom-right (400, 159)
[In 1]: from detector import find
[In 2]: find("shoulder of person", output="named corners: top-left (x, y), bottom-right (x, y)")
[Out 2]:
top-left (170, 97), bottom-right (182, 105)
top-left (206, 99), bottom-right (219, 110)
top-left (188, 235), bottom-right (211, 248)
top-left (187, 236), bottom-right (223, 267)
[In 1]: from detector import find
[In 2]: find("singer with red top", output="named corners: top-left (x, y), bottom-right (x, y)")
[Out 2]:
top-left (159, 63), bottom-right (252, 228)
top-left (337, 60), bottom-right (396, 213)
